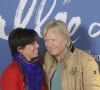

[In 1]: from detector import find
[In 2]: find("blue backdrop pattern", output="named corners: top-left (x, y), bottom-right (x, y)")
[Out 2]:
top-left (0, 0), bottom-right (100, 79)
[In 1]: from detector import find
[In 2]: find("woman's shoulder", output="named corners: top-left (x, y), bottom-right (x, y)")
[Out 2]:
top-left (6, 60), bottom-right (19, 71)
top-left (0, 61), bottom-right (24, 90)
top-left (1, 61), bottom-right (20, 78)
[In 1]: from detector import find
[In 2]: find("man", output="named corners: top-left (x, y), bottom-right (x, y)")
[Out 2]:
top-left (40, 20), bottom-right (100, 90)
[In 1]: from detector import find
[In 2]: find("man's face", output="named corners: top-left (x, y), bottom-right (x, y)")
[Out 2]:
top-left (44, 30), bottom-right (67, 57)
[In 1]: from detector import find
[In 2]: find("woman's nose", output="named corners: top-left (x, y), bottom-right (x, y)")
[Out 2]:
top-left (35, 42), bottom-right (39, 48)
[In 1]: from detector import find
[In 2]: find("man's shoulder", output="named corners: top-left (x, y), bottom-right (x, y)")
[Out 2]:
top-left (74, 48), bottom-right (90, 57)
top-left (75, 48), bottom-right (97, 66)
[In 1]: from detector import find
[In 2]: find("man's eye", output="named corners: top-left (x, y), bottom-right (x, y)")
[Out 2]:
top-left (52, 39), bottom-right (55, 41)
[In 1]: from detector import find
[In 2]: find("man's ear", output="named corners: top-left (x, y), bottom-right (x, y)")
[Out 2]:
top-left (63, 35), bottom-right (68, 43)
top-left (65, 36), bottom-right (68, 42)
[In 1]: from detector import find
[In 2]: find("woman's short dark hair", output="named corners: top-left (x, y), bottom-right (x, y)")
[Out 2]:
top-left (8, 28), bottom-right (37, 56)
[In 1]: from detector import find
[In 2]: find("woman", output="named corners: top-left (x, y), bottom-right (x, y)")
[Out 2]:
top-left (40, 20), bottom-right (100, 90)
top-left (0, 28), bottom-right (46, 90)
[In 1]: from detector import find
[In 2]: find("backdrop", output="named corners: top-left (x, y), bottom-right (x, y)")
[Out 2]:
top-left (0, 0), bottom-right (100, 79)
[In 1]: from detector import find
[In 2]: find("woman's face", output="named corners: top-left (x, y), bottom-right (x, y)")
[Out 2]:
top-left (44, 30), bottom-right (67, 57)
top-left (18, 41), bottom-right (39, 61)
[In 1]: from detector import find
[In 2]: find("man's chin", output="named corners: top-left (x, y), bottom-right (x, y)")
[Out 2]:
top-left (49, 52), bottom-right (57, 56)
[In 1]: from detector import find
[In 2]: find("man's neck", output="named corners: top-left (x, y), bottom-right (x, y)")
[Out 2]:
top-left (56, 48), bottom-right (68, 62)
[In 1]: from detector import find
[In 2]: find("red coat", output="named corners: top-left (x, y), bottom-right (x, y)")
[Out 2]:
top-left (0, 61), bottom-right (46, 90)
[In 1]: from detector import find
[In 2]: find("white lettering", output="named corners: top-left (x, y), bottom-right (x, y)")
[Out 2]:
top-left (14, 0), bottom-right (37, 28)
top-left (55, 12), bottom-right (67, 23)
top-left (0, 0), bottom-right (99, 40)
top-left (88, 22), bottom-right (100, 38)
top-left (35, 0), bottom-right (56, 37)
top-left (68, 17), bottom-right (81, 36)
top-left (68, 17), bottom-right (81, 43)
top-left (62, 0), bottom-right (71, 5)
top-left (0, 15), bottom-right (8, 40)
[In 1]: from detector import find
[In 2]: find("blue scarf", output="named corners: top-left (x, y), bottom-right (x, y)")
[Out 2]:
top-left (13, 52), bottom-right (43, 90)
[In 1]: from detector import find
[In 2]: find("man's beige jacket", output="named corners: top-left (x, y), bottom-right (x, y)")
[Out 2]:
top-left (40, 48), bottom-right (100, 90)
